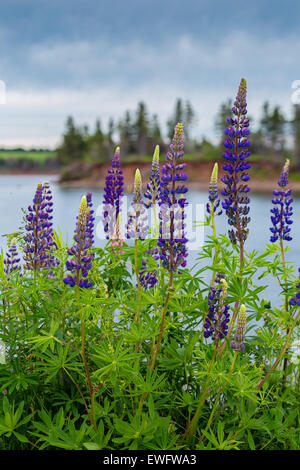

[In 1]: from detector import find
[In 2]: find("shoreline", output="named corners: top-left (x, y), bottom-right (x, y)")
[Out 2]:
top-left (2, 160), bottom-right (300, 194)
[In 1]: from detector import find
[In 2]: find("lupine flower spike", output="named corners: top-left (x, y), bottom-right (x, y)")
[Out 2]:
top-left (207, 163), bottom-right (222, 216)
top-left (64, 195), bottom-right (93, 288)
top-left (290, 268), bottom-right (300, 307)
top-left (42, 182), bottom-right (59, 267)
top-left (86, 192), bottom-right (95, 247)
top-left (231, 304), bottom-right (247, 351)
top-left (103, 146), bottom-right (124, 239)
top-left (24, 182), bottom-right (57, 271)
top-left (158, 123), bottom-right (188, 275)
top-left (204, 274), bottom-right (230, 341)
top-left (138, 247), bottom-right (159, 289)
top-left (144, 145), bottom-right (160, 209)
top-left (270, 159), bottom-right (293, 243)
top-left (125, 169), bottom-right (148, 240)
top-left (221, 78), bottom-right (251, 248)
top-left (4, 238), bottom-right (21, 280)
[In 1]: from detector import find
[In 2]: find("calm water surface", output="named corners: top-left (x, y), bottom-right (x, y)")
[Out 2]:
top-left (0, 174), bottom-right (299, 306)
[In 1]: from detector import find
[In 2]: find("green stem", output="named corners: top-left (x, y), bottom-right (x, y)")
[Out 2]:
top-left (76, 285), bottom-right (95, 427)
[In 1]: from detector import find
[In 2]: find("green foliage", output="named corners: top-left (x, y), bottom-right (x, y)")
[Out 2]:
top-left (0, 224), bottom-right (299, 451)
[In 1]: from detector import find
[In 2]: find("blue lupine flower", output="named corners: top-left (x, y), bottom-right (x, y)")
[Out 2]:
top-left (221, 78), bottom-right (251, 245)
top-left (270, 159), bottom-right (293, 243)
top-left (138, 247), bottom-right (159, 289)
top-left (204, 276), bottom-right (230, 341)
top-left (64, 196), bottom-right (93, 288)
top-left (206, 163), bottom-right (222, 216)
top-left (144, 145), bottom-right (160, 209)
top-left (103, 147), bottom-right (124, 239)
top-left (290, 268), bottom-right (300, 307)
top-left (24, 182), bottom-right (57, 270)
top-left (4, 238), bottom-right (21, 280)
top-left (86, 192), bottom-right (95, 247)
top-left (158, 123), bottom-right (188, 273)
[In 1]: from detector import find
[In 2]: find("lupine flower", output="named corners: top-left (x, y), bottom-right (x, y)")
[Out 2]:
top-left (24, 183), bottom-right (57, 271)
top-left (86, 192), bottom-right (95, 247)
top-left (125, 169), bottom-right (148, 240)
top-left (231, 304), bottom-right (247, 351)
top-left (144, 145), bottom-right (160, 209)
top-left (158, 123), bottom-right (188, 273)
top-left (290, 268), bottom-right (300, 307)
top-left (138, 247), bottom-right (159, 289)
top-left (64, 196), bottom-right (93, 288)
top-left (4, 238), bottom-right (21, 279)
top-left (206, 163), bottom-right (222, 216)
top-left (221, 78), bottom-right (251, 245)
top-left (42, 182), bottom-right (59, 267)
top-left (103, 146), bottom-right (124, 239)
top-left (204, 275), bottom-right (230, 341)
top-left (270, 159), bottom-right (293, 243)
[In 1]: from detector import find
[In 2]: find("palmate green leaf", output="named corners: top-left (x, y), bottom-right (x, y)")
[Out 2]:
top-left (32, 409), bottom-right (90, 450)
top-left (27, 319), bottom-right (61, 352)
top-left (122, 319), bottom-right (158, 344)
top-left (0, 398), bottom-right (33, 440)
top-left (83, 421), bottom-right (112, 450)
top-left (91, 339), bottom-right (141, 383)
top-left (34, 345), bottom-right (82, 383)
top-left (0, 368), bottom-right (38, 393)
top-left (201, 423), bottom-right (242, 450)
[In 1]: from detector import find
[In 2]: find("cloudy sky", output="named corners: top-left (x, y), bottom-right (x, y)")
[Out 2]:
top-left (0, 0), bottom-right (299, 147)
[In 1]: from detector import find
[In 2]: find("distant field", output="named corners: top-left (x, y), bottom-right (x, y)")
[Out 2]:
top-left (0, 150), bottom-right (57, 162)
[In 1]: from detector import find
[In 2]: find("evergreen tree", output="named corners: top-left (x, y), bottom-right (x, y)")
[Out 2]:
top-left (260, 101), bottom-right (286, 162)
top-left (214, 99), bottom-right (233, 147)
top-left (134, 101), bottom-right (149, 155)
top-left (118, 111), bottom-right (134, 156)
top-left (57, 116), bottom-right (88, 164)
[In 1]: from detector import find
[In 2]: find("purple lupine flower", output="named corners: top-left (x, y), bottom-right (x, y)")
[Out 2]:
top-left (4, 238), bottom-right (21, 280)
top-left (86, 192), bottom-right (95, 247)
top-left (231, 304), bottom-right (247, 351)
top-left (64, 196), bottom-right (93, 288)
top-left (103, 146), bottom-right (124, 239)
top-left (204, 276), bottom-right (230, 341)
top-left (221, 78), bottom-right (251, 245)
top-left (42, 182), bottom-right (59, 267)
top-left (138, 246), bottom-right (159, 289)
top-left (144, 145), bottom-right (160, 209)
top-left (270, 159), bottom-right (293, 243)
top-left (206, 163), bottom-right (222, 216)
top-left (290, 268), bottom-right (300, 307)
top-left (24, 183), bottom-right (56, 271)
top-left (158, 123), bottom-right (188, 273)
top-left (125, 169), bottom-right (148, 240)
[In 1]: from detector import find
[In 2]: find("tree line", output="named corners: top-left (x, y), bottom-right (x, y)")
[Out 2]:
top-left (57, 98), bottom-right (300, 168)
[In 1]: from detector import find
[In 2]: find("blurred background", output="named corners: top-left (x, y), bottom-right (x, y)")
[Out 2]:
top-left (0, 1), bottom-right (299, 298)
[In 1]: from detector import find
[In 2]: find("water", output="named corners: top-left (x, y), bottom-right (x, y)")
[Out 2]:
top-left (0, 174), bottom-right (299, 306)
